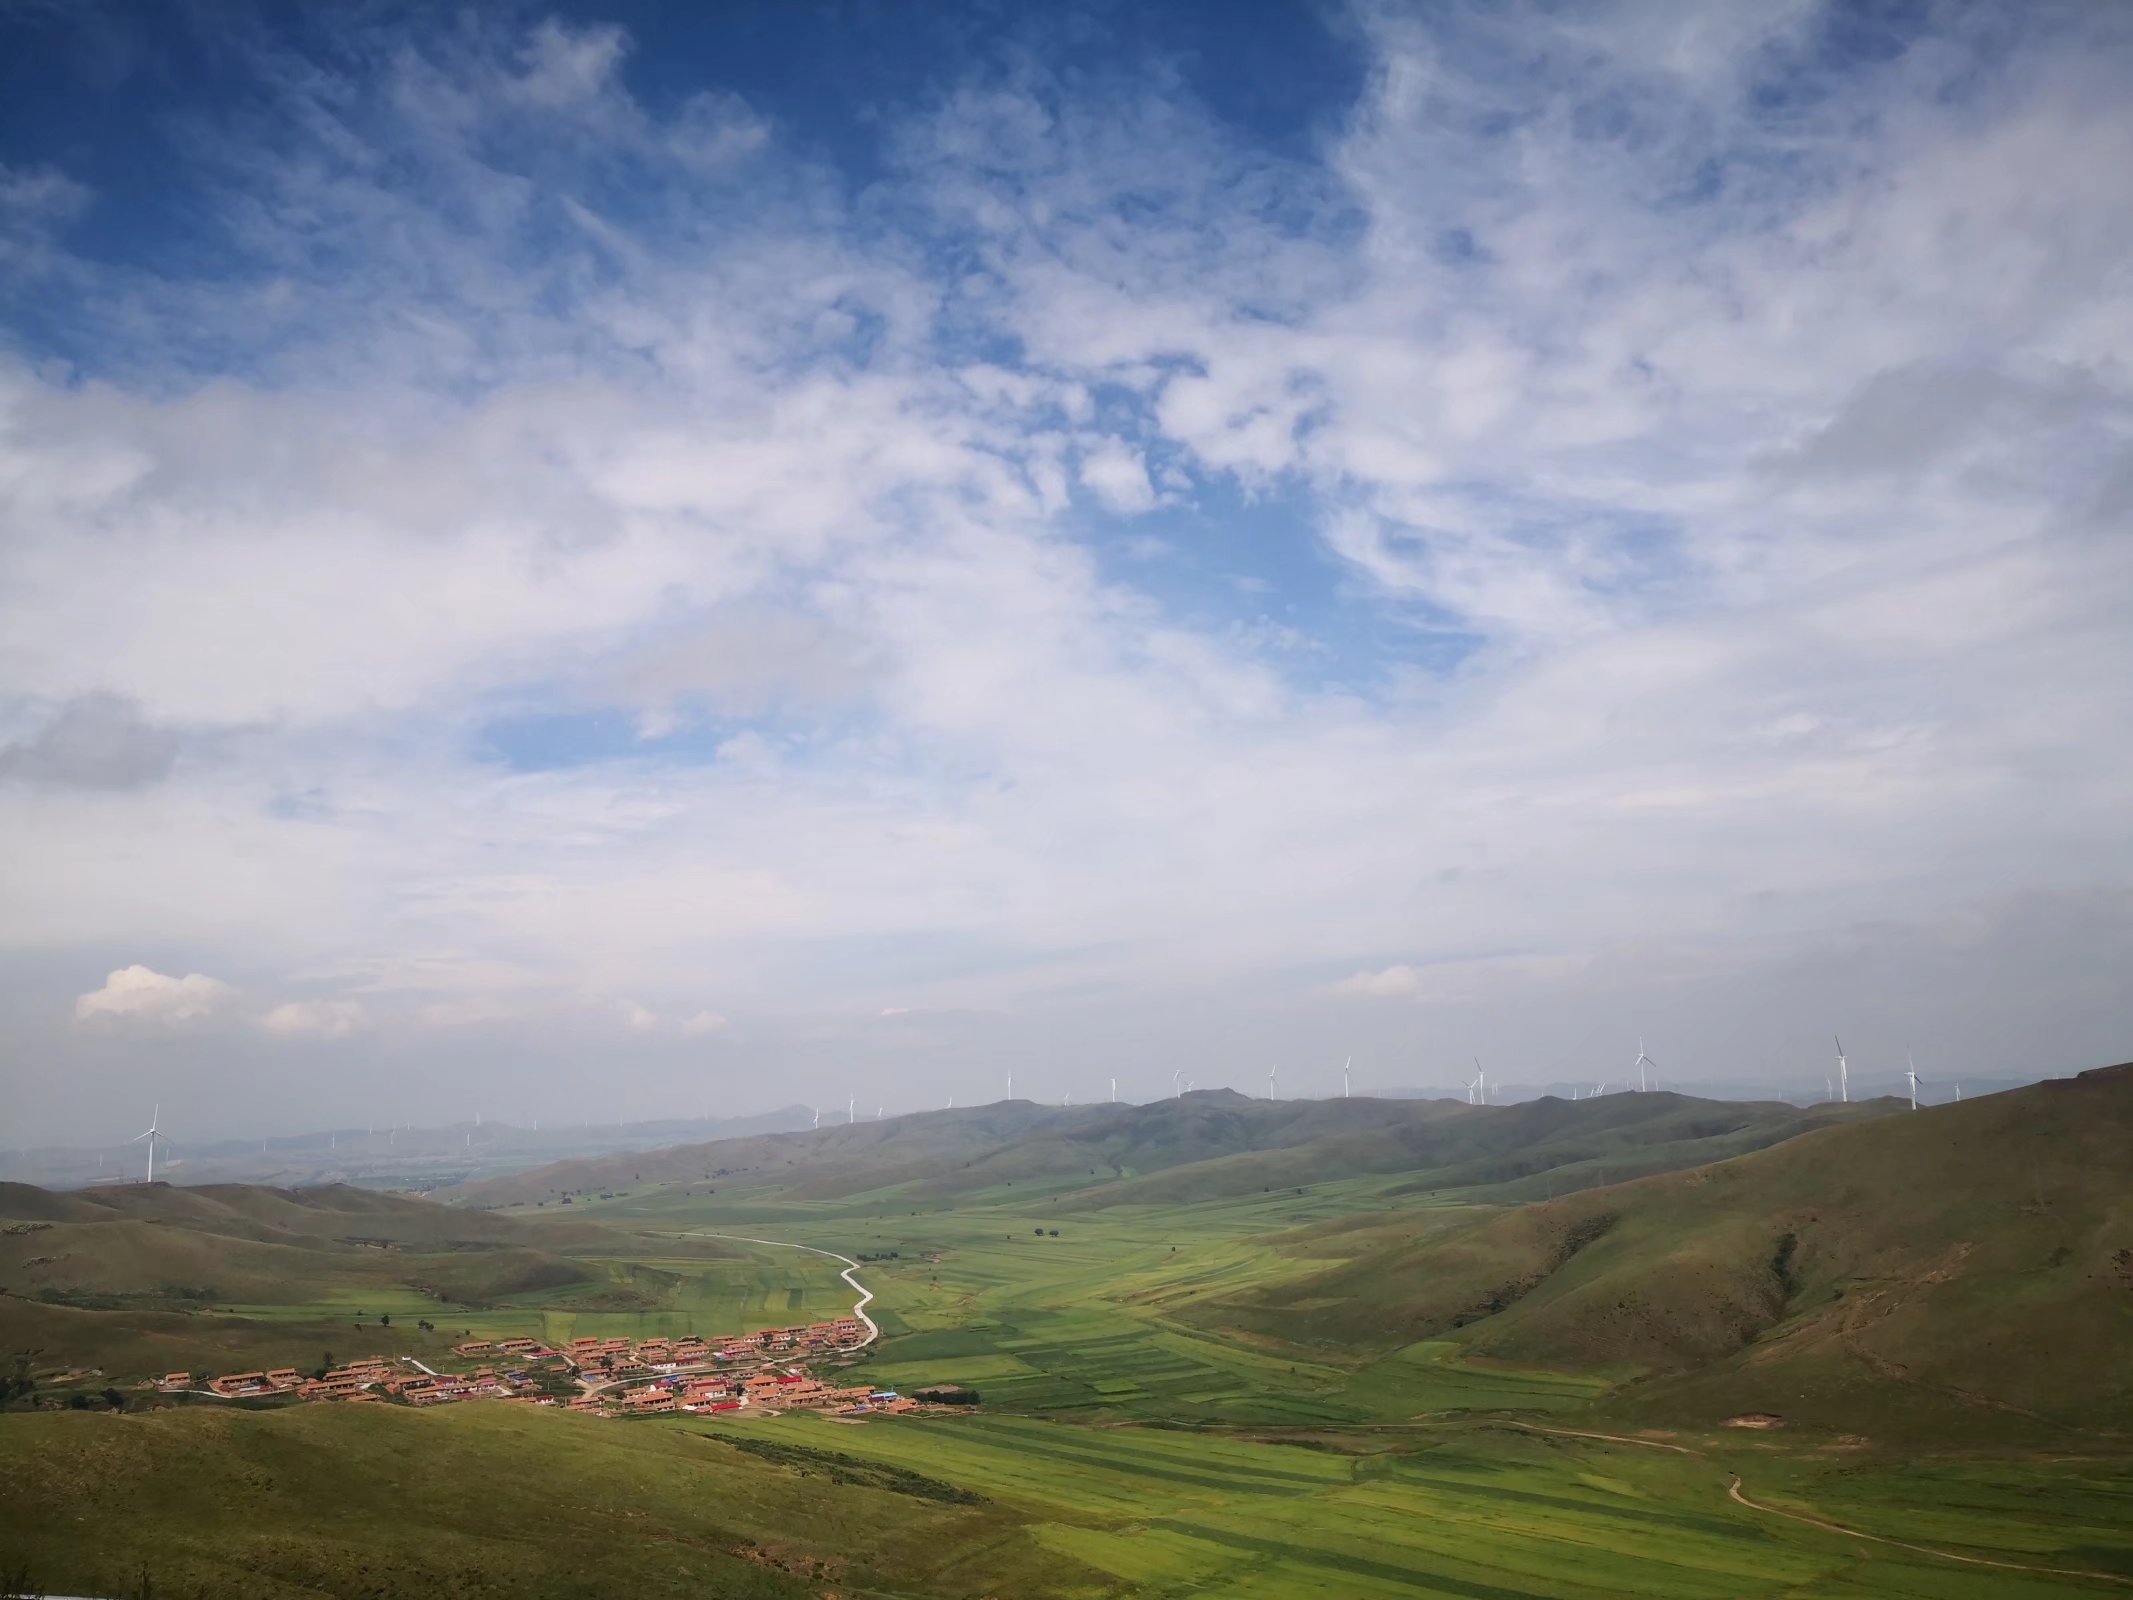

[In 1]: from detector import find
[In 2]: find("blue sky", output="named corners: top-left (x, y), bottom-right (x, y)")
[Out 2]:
top-left (3, 0), bottom-right (2132, 1141)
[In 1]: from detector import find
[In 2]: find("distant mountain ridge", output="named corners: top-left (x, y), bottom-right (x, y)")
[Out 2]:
top-left (442, 1087), bottom-right (1897, 1211)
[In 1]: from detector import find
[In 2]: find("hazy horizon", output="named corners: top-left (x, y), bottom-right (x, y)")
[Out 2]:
top-left (5, 1), bottom-right (2132, 1146)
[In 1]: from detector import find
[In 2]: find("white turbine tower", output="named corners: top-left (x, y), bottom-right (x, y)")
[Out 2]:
top-left (1834, 1036), bottom-right (1850, 1103)
top-left (1173, 1068), bottom-right (1183, 1100)
top-left (1007, 1071), bottom-right (1014, 1101)
top-left (1343, 1056), bottom-right (1352, 1098)
top-left (847, 1097), bottom-right (855, 1125)
top-left (1268, 1064), bottom-right (1279, 1100)
top-left (810, 1107), bottom-right (821, 1129)
top-left (132, 1105), bottom-right (166, 1184)
top-left (1466, 1061), bottom-right (1485, 1106)
top-left (1634, 1038), bottom-right (1656, 1092)
top-left (877, 1105), bottom-right (884, 1121)
top-left (1905, 1053), bottom-right (1926, 1111)
top-left (1110, 1077), bottom-right (1117, 1104)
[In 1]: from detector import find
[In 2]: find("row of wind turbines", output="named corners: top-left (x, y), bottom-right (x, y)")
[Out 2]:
top-left (801, 1034), bottom-right (1949, 1131)
top-left (1833, 1036), bottom-right (1944, 1111)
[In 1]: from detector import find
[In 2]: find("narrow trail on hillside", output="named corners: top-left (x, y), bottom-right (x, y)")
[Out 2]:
top-left (1487, 1421), bottom-right (1698, 1454)
top-left (1725, 1474), bottom-right (2133, 1587)
top-left (683, 1231), bottom-right (878, 1345)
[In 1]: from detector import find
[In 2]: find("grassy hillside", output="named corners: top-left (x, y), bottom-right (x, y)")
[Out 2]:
top-left (0, 1402), bottom-right (1005, 1600)
top-left (0, 1181), bottom-right (608, 1309)
top-left (1206, 1065), bottom-right (2133, 1439)
top-left (0, 1180), bottom-right (840, 1388)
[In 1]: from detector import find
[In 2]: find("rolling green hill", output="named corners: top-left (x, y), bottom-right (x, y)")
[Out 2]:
top-left (0, 1180), bottom-right (775, 1384)
top-left (1204, 1065), bottom-right (2133, 1440)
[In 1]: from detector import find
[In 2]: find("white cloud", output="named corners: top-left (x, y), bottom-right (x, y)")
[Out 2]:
top-left (73, 965), bottom-right (236, 1026)
top-left (1078, 441), bottom-right (1159, 514)
top-left (679, 1009), bottom-right (728, 1037)
top-left (258, 999), bottom-right (372, 1040)
top-left (617, 998), bottom-right (660, 1033)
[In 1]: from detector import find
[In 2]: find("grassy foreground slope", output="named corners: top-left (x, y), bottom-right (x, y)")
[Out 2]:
top-left (0, 1401), bottom-right (1027, 1600)
top-left (1211, 1065), bottom-right (2133, 1439)
top-left (4, 1398), bottom-right (2130, 1599)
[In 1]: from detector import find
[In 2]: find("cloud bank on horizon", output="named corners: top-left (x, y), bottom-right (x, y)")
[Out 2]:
top-left (2, 0), bottom-right (2130, 1140)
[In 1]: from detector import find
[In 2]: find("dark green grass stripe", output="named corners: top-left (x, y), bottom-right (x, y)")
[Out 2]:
top-left (1147, 1520), bottom-right (1556, 1599)
top-left (1386, 1469), bottom-right (1756, 1538)
top-left (954, 1428), bottom-right (1342, 1491)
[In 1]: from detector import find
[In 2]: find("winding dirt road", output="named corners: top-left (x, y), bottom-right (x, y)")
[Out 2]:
top-left (685, 1231), bottom-right (879, 1345)
top-left (1724, 1473), bottom-right (2132, 1587)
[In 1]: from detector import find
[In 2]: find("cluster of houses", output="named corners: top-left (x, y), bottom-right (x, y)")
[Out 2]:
top-left (592, 1369), bottom-right (916, 1418)
top-left (455, 1316), bottom-right (869, 1378)
top-left (145, 1312), bottom-right (908, 1420)
top-left (154, 1355), bottom-right (534, 1406)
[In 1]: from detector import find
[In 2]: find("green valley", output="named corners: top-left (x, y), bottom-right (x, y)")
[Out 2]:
top-left (5, 1073), bottom-right (2132, 1596)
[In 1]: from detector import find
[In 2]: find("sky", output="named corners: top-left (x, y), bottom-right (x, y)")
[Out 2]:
top-left (2, 0), bottom-right (2130, 1144)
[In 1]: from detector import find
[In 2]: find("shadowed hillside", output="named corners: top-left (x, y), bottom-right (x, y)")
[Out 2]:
top-left (1206, 1065), bottom-right (2133, 1439)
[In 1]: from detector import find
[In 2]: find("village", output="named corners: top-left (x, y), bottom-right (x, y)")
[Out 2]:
top-left (146, 1313), bottom-right (971, 1420)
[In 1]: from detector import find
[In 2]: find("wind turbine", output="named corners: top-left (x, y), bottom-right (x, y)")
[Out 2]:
top-left (1173, 1068), bottom-right (1183, 1100)
top-left (1466, 1061), bottom-right (1485, 1106)
top-left (1634, 1038), bottom-right (1656, 1093)
top-left (1268, 1064), bottom-right (1279, 1101)
top-left (847, 1097), bottom-right (855, 1125)
top-left (1834, 1036), bottom-right (1850, 1103)
top-left (876, 1105), bottom-right (883, 1121)
top-left (132, 1105), bottom-right (166, 1184)
top-left (1110, 1076), bottom-right (1117, 1104)
top-left (1593, 1081), bottom-right (1608, 1097)
top-left (1343, 1056), bottom-right (1352, 1098)
top-left (810, 1107), bottom-right (821, 1129)
top-left (1905, 1052), bottom-right (1925, 1111)
top-left (1007, 1071), bottom-right (1014, 1101)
